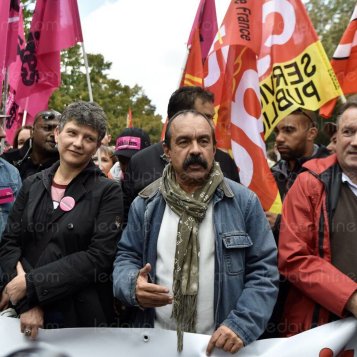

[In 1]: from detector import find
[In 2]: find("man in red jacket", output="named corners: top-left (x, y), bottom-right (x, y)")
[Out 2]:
top-left (278, 101), bottom-right (357, 336)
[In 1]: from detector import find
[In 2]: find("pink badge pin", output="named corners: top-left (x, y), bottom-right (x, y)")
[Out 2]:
top-left (59, 196), bottom-right (75, 212)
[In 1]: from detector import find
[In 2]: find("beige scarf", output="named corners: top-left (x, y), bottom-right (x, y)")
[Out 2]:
top-left (160, 161), bottom-right (224, 351)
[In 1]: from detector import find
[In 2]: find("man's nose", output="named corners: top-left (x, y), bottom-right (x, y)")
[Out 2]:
top-left (275, 132), bottom-right (284, 144)
top-left (190, 140), bottom-right (201, 154)
top-left (351, 132), bottom-right (357, 146)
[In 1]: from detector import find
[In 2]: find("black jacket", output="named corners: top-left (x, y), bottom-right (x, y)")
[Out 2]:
top-left (1, 139), bottom-right (59, 181)
top-left (271, 144), bottom-right (330, 200)
top-left (0, 161), bottom-right (123, 328)
top-left (123, 142), bottom-right (240, 211)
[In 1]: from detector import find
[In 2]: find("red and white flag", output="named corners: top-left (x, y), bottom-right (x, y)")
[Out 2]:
top-left (11, 0), bottom-right (83, 119)
top-left (180, 0), bottom-right (218, 87)
top-left (320, 5), bottom-right (357, 118)
top-left (204, 1), bottom-right (281, 212)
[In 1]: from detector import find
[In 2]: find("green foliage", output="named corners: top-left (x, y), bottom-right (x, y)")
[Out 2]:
top-left (48, 46), bottom-right (162, 142)
top-left (305, 0), bottom-right (356, 58)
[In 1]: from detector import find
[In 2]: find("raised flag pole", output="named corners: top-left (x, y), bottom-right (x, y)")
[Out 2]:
top-left (1, 71), bottom-right (9, 154)
top-left (81, 42), bottom-right (93, 102)
top-left (22, 110), bottom-right (27, 126)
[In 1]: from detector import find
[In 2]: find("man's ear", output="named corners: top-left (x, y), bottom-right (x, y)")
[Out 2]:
top-left (54, 127), bottom-right (59, 143)
top-left (308, 127), bottom-right (318, 141)
top-left (163, 142), bottom-right (170, 160)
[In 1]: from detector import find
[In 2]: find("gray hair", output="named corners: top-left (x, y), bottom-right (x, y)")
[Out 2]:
top-left (59, 101), bottom-right (107, 142)
top-left (336, 100), bottom-right (357, 128)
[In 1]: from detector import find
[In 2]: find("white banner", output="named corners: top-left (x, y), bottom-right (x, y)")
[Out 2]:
top-left (1, 316), bottom-right (357, 356)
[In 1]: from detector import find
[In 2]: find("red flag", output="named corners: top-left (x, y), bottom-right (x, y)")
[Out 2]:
top-left (180, 29), bottom-right (204, 87)
top-left (126, 108), bottom-right (133, 128)
top-left (204, 0), bottom-right (281, 213)
top-left (320, 5), bottom-right (357, 118)
top-left (11, 0), bottom-right (83, 118)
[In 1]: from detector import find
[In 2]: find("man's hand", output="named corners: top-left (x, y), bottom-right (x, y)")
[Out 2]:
top-left (0, 287), bottom-right (10, 311)
top-left (135, 263), bottom-right (173, 308)
top-left (20, 306), bottom-right (44, 340)
top-left (265, 212), bottom-right (278, 229)
top-left (6, 262), bottom-right (27, 305)
top-left (346, 291), bottom-right (357, 318)
top-left (206, 325), bottom-right (244, 356)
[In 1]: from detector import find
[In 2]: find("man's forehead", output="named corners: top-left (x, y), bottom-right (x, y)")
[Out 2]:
top-left (276, 114), bottom-right (307, 128)
top-left (340, 107), bottom-right (357, 124)
top-left (36, 117), bottom-right (59, 125)
top-left (172, 114), bottom-right (211, 133)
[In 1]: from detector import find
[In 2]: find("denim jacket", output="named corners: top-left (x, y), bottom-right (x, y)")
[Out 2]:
top-left (113, 178), bottom-right (278, 345)
top-left (0, 158), bottom-right (21, 237)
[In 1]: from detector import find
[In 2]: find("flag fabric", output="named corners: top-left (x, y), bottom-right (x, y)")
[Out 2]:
top-left (126, 108), bottom-right (133, 128)
top-left (180, 29), bottom-right (204, 87)
top-left (36, 0), bottom-right (83, 54)
top-left (180, 0), bottom-right (218, 87)
top-left (10, 0), bottom-right (83, 119)
top-left (204, 1), bottom-right (281, 213)
top-left (5, 4), bottom-right (26, 146)
top-left (0, 0), bottom-right (11, 94)
top-left (5, 0), bottom-right (21, 68)
top-left (320, 5), bottom-right (357, 118)
top-left (187, 0), bottom-right (218, 63)
top-left (258, 0), bottom-right (342, 138)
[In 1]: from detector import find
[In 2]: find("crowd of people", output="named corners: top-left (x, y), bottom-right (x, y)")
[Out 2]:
top-left (0, 85), bottom-right (356, 355)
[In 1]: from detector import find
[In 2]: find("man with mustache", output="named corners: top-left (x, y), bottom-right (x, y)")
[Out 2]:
top-left (2, 110), bottom-right (60, 180)
top-left (122, 86), bottom-right (240, 222)
top-left (113, 110), bottom-right (278, 355)
top-left (279, 101), bottom-right (357, 336)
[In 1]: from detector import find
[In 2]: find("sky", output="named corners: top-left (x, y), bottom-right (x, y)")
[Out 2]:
top-left (77, 0), bottom-right (231, 120)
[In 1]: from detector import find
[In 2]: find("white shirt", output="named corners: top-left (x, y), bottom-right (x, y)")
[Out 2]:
top-left (342, 173), bottom-right (357, 197)
top-left (155, 203), bottom-right (215, 334)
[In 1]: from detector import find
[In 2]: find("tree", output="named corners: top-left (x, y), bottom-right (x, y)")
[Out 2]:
top-left (49, 46), bottom-right (163, 142)
top-left (305, 0), bottom-right (356, 58)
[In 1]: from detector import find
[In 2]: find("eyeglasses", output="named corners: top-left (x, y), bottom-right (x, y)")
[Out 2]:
top-left (39, 124), bottom-right (58, 132)
top-left (40, 110), bottom-right (61, 121)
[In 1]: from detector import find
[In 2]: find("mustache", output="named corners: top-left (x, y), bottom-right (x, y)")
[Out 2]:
top-left (183, 155), bottom-right (208, 170)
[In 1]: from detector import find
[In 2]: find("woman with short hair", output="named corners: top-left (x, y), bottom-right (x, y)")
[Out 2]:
top-left (0, 101), bottom-right (123, 338)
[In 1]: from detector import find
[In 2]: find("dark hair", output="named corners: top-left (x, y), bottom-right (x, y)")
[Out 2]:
top-left (59, 101), bottom-right (107, 142)
top-left (290, 108), bottom-right (317, 128)
top-left (167, 86), bottom-right (214, 119)
top-left (33, 109), bottom-right (61, 125)
top-left (336, 100), bottom-right (357, 127)
top-left (164, 109), bottom-right (216, 149)
top-left (13, 125), bottom-right (33, 148)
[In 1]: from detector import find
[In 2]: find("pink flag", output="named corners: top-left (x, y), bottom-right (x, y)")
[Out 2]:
top-left (187, 0), bottom-right (218, 63)
top-left (5, 0), bottom-right (20, 67)
top-left (5, 5), bottom-right (26, 145)
top-left (0, 0), bottom-right (11, 94)
top-left (11, 0), bottom-right (84, 118)
top-left (36, 0), bottom-right (83, 55)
